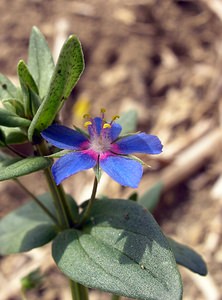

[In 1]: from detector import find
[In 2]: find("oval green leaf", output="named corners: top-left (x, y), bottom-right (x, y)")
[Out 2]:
top-left (117, 110), bottom-right (138, 134)
top-left (18, 60), bottom-right (39, 95)
top-left (52, 199), bottom-right (182, 300)
top-left (0, 73), bottom-right (18, 99)
top-left (28, 26), bottom-right (55, 99)
top-left (2, 98), bottom-right (25, 116)
top-left (167, 237), bottom-right (207, 276)
top-left (0, 108), bottom-right (31, 128)
top-left (0, 126), bottom-right (27, 146)
top-left (28, 35), bottom-right (84, 140)
top-left (17, 60), bottom-right (41, 117)
top-left (0, 156), bottom-right (51, 181)
top-left (0, 193), bottom-right (57, 254)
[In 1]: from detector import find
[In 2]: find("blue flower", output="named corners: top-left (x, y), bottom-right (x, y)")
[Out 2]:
top-left (41, 113), bottom-right (163, 188)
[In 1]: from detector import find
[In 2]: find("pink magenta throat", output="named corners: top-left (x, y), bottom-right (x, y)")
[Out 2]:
top-left (89, 136), bottom-right (111, 154)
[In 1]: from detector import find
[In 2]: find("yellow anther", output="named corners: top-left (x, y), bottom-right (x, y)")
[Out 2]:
top-left (112, 115), bottom-right (120, 121)
top-left (101, 108), bottom-right (106, 113)
top-left (84, 121), bottom-right (92, 127)
top-left (103, 123), bottom-right (111, 129)
top-left (83, 113), bottom-right (91, 119)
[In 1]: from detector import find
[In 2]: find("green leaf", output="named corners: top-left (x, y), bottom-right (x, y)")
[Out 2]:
top-left (117, 110), bottom-right (138, 134)
top-left (2, 98), bottom-right (25, 116)
top-left (28, 35), bottom-right (84, 140)
top-left (167, 237), bottom-right (207, 276)
top-left (29, 87), bottom-right (41, 116)
top-left (28, 26), bottom-right (55, 99)
top-left (0, 193), bottom-right (58, 254)
top-left (46, 149), bottom-right (71, 158)
top-left (0, 108), bottom-right (31, 127)
top-left (0, 73), bottom-right (17, 99)
top-left (139, 181), bottom-right (164, 212)
top-left (0, 126), bottom-right (27, 146)
top-left (0, 129), bottom-right (5, 146)
top-left (17, 60), bottom-right (41, 117)
top-left (18, 60), bottom-right (39, 95)
top-left (0, 156), bottom-right (51, 181)
top-left (53, 199), bottom-right (182, 300)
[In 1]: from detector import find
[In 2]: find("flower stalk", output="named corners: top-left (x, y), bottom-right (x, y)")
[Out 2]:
top-left (80, 176), bottom-right (98, 225)
top-left (43, 167), bottom-right (70, 229)
top-left (69, 280), bottom-right (89, 300)
top-left (112, 295), bottom-right (121, 300)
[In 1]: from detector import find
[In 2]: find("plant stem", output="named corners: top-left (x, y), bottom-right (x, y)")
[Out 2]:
top-left (36, 142), bottom-right (73, 229)
top-left (14, 178), bottom-right (59, 226)
top-left (43, 166), bottom-right (70, 229)
top-left (20, 289), bottom-right (28, 300)
top-left (78, 283), bottom-right (89, 300)
top-left (80, 176), bottom-right (98, 225)
top-left (69, 280), bottom-right (81, 300)
top-left (111, 295), bottom-right (121, 300)
top-left (69, 280), bottom-right (89, 300)
top-left (57, 182), bottom-right (77, 225)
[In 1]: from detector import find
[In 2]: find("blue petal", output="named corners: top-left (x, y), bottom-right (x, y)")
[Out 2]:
top-left (110, 123), bottom-right (122, 141)
top-left (115, 133), bottom-right (163, 154)
top-left (41, 124), bottom-right (88, 150)
top-left (88, 117), bottom-right (103, 137)
top-left (102, 122), bottom-right (122, 142)
top-left (52, 152), bottom-right (97, 185)
top-left (100, 155), bottom-right (143, 188)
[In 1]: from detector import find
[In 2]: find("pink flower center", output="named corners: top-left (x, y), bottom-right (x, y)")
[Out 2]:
top-left (89, 135), bottom-right (111, 154)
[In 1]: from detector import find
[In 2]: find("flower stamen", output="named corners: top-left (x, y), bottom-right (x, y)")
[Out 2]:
top-left (100, 108), bottom-right (106, 120)
top-left (84, 121), bottom-right (92, 127)
top-left (83, 113), bottom-right (91, 120)
top-left (110, 115), bottom-right (120, 125)
top-left (103, 123), bottom-right (111, 129)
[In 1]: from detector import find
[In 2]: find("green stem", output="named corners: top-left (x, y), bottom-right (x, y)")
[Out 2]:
top-left (69, 280), bottom-right (89, 300)
top-left (43, 167), bottom-right (70, 229)
top-left (57, 182), bottom-right (77, 225)
top-left (78, 283), bottom-right (89, 300)
top-left (69, 280), bottom-right (81, 300)
top-left (36, 142), bottom-right (73, 229)
top-left (20, 289), bottom-right (28, 300)
top-left (111, 295), bottom-right (121, 300)
top-left (14, 178), bottom-right (59, 226)
top-left (80, 177), bottom-right (98, 225)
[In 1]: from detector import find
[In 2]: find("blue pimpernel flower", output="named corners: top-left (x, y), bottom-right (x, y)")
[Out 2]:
top-left (41, 111), bottom-right (163, 188)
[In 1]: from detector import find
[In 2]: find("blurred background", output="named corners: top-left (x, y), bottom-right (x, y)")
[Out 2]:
top-left (0, 0), bottom-right (222, 299)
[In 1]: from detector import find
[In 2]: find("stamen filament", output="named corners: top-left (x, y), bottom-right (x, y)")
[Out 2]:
top-left (110, 115), bottom-right (120, 125)
top-left (101, 108), bottom-right (106, 120)
top-left (83, 113), bottom-right (91, 119)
